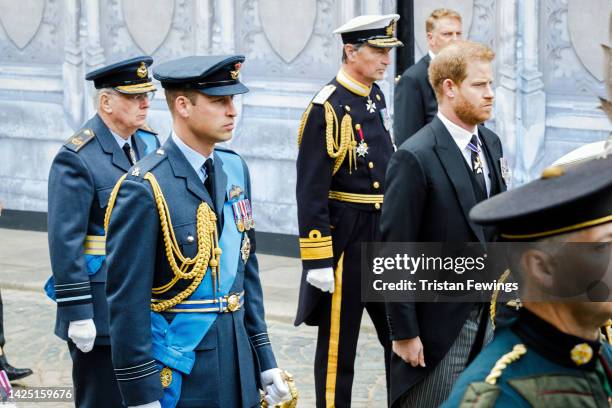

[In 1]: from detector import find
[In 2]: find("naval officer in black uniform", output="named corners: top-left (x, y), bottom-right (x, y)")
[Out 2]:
top-left (47, 56), bottom-right (159, 407)
top-left (295, 14), bottom-right (402, 407)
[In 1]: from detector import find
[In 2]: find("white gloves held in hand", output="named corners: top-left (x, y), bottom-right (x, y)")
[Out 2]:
top-left (68, 319), bottom-right (96, 353)
top-left (128, 401), bottom-right (161, 408)
top-left (306, 267), bottom-right (335, 293)
top-left (261, 368), bottom-right (291, 406)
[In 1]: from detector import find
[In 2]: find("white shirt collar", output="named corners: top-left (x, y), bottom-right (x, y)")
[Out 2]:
top-left (110, 129), bottom-right (133, 149)
top-left (171, 131), bottom-right (212, 177)
top-left (437, 111), bottom-right (478, 152)
top-left (428, 50), bottom-right (436, 60)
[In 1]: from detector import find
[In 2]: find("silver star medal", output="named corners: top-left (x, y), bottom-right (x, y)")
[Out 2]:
top-left (356, 140), bottom-right (369, 157)
top-left (366, 97), bottom-right (376, 113)
top-left (474, 156), bottom-right (483, 174)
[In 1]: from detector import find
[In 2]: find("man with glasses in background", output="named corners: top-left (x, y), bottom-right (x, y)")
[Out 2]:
top-left (47, 56), bottom-right (159, 407)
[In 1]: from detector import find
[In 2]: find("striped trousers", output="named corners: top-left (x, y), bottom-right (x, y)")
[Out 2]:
top-left (399, 305), bottom-right (493, 408)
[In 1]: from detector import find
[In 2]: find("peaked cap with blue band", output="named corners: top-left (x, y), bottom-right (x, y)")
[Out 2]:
top-left (153, 55), bottom-right (249, 96)
top-left (85, 55), bottom-right (156, 94)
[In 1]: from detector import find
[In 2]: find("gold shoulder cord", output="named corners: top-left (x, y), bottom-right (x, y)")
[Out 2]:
top-left (489, 269), bottom-right (512, 330)
top-left (297, 102), bottom-right (357, 175)
top-left (104, 173), bottom-right (222, 313)
top-left (485, 344), bottom-right (527, 385)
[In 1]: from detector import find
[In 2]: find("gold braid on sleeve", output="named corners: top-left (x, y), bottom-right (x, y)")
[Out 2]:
top-left (323, 101), bottom-right (357, 175)
top-left (102, 172), bottom-right (221, 313)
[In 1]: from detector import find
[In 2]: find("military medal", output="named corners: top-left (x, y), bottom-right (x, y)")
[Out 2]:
top-left (232, 199), bottom-right (255, 232)
top-left (232, 201), bottom-right (247, 232)
top-left (241, 234), bottom-right (251, 263)
top-left (366, 96), bottom-right (376, 113)
top-left (380, 107), bottom-right (391, 131)
top-left (354, 123), bottom-right (368, 157)
top-left (467, 139), bottom-right (483, 174)
top-left (499, 157), bottom-right (511, 185)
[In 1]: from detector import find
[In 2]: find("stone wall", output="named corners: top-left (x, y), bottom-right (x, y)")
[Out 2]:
top-left (0, 0), bottom-right (609, 233)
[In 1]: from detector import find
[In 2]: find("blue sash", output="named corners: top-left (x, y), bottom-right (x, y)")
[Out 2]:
top-left (44, 254), bottom-right (104, 301)
top-left (150, 151), bottom-right (245, 408)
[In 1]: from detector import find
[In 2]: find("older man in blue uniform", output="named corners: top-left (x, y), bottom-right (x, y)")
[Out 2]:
top-left (104, 55), bottom-right (292, 408)
top-left (295, 14), bottom-right (402, 407)
top-left (442, 153), bottom-right (612, 407)
top-left (47, 55), bottom-right (159, 407)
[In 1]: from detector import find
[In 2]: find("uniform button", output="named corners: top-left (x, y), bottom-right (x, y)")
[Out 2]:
top-left (373, 181), bottom-right (380, 189)
top-left (344, 105), bottom-right (351, 112)
top-left (368, 162), bottom-right (374, 169)
top-left (187, 235), bottom-right (195, 243)
top-left (355, 123), bottom-right (361, 130)
top-left (374, 203), bottom-right (381, 210)
top-left (376, 94), bottom-right (381, 101)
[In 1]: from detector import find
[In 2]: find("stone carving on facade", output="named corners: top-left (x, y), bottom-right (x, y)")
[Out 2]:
top-left (567, 0), bottom-right (611, 82)
top-left (544, 0), bottom-right (602, 95)
top-left (259, 0), bottom-right (316, 64)
top-left (0, 0), bottom-right (45, 50)
top-left (123, 0), bottom-right (174, 55)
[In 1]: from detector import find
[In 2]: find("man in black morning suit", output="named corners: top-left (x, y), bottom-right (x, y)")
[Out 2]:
top-left (381, 41), bottom-right (508, 407)
top-left (393, 8), bottom-right (462, 146)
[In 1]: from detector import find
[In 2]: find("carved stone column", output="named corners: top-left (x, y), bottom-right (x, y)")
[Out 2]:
top-left (82, 0), bottom-right (105, 120)
top-left (516, 0), bottom-right (546, 183)
top-left (494, 0), bottom-right (518, 187)
top-left (212, 0), bottom-right (235, 54)
top-left (194, 0), bottom-right (213, 54)
top-left (62, 0), bottom-right (84, 129)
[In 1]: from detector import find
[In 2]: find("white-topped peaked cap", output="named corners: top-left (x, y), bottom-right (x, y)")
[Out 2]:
top-left (333, 14), bottom-right (403, 48)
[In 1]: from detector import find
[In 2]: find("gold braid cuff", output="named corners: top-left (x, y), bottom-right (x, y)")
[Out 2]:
top-left (485, 344), bottom-right (527, 385)
top-left (103, 172), bottom-right (221, 313)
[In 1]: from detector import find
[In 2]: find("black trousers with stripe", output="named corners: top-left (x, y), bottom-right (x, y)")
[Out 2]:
top-left (314, 209), bottom-right (391, 407)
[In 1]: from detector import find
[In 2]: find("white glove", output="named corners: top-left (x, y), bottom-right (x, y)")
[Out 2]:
top-left (128, 402), bottom-right (161, 408)
top-left (261, 368), bottom-right (291, 406)
top-left (306, 267), bottom-right (335, 293)
top-left (68, 319), bottom-right (96, 353)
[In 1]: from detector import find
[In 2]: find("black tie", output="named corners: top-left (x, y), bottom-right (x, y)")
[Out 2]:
top-left (203, 158), bottom-right (216, 211)
top-left (469, 134), bottom-right (487, 197)
top-left (122, 143), bottom-right (136, 166)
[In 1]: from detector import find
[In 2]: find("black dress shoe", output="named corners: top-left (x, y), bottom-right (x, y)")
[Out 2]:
top-left (0, 355), bottom-right (32, 381)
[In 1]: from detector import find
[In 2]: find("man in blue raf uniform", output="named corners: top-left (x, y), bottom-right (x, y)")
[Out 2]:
top-left (443, 153), bottom-right (612, 407)
top-left (104, 55), bottom-right (292, 408)
top-left (47, 55), bottom-right (159, 407)
top-left (295, 14), bottom-right (402, 407)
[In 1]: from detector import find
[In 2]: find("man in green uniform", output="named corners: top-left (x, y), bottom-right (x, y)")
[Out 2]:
top-left (442, 152), bottom-right (612, 407)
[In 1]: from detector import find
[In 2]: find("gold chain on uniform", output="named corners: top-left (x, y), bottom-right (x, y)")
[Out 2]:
top-left (104, 173), bottom-right (222, 313)
top-left (297, 101), bottom-right (357, 175)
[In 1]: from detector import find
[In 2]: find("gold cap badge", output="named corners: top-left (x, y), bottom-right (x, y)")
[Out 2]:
top-left (230, 62), bottom-right (242, 80)
top-left (570, 343), bottom-right (593, 366)
top-left (136, 62), bottom-right (148, 78)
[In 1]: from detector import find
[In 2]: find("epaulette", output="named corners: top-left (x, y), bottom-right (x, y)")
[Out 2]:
top-left (127, 147), bottom-right (167, 180)
top-left (312, 84), bottom-right (336, 105)
top-left (138, 123), bottom-right (158, 135)
top-left (457, 344), bottom-right (527, 407)
top-left (64, 128), bottom-right (95, 152)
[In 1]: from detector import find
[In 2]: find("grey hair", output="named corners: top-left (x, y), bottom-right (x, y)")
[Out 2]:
top-left (92, 87), bottom-right (115, 110)
top-left (342, 42), bottom-right (365, 63)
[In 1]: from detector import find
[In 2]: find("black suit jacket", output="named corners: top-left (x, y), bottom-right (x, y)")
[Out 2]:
top-left (393, 55), bottom-right (438, 147)
top-left (381, 116), bottom-right (506, 406)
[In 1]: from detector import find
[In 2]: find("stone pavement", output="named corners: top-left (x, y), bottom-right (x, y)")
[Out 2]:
top-left (0, 228), bottom-right (386, 407)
